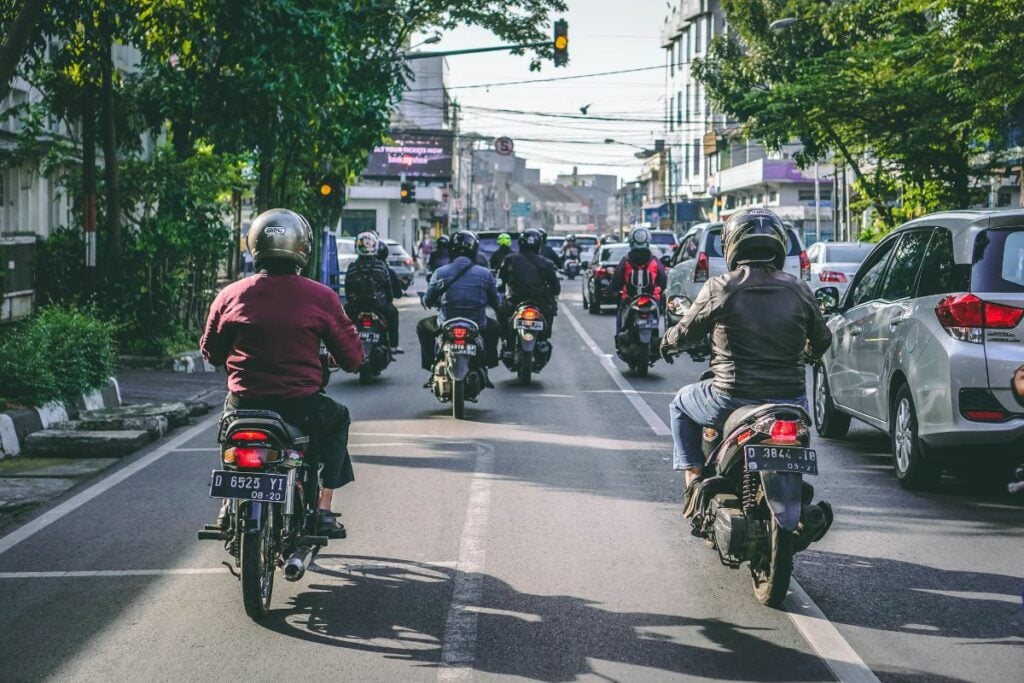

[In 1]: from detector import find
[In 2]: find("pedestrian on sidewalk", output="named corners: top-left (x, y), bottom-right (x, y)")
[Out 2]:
top-left (201, 208), bottom-right (364, 537)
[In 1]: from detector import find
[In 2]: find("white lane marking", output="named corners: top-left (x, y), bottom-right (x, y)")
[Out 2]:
top-left (0, 568), bottom-right (227, 578)
top-left (0, 414), bottom-right (219, 557)
top-left (173, 447), bottom-right (220, 452)
top-left (437, 443), bottom-right (495, 682)
top-left (785, 581), bottom-right (881, 683)
top-left (561, 306), bottom-right (671, 436)
top-left (562, 300), bottom-right (878, 683)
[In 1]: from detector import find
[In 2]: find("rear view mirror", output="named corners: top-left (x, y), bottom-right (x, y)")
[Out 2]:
top-left (814, 287), bottom-right (840, 315)
top-left (660, 255), bottom-right (672, 267)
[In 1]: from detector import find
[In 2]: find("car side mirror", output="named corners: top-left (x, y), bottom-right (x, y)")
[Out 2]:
top-left (660, 255), bottom-right (672, 267)
top-left (814, 287), bottom-right (840, 315)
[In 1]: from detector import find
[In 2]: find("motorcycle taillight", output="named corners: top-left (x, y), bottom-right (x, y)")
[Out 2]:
top-left (767, 420), bottom-right (799, 445)
top-left (223, 446), bottom-right (280, 468)
top-left (453, 326), bottom-right (468, 340)
top-left (361, 315), bottom-right (374, 328)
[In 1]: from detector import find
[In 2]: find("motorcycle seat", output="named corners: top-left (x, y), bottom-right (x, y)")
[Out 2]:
top-left (722, 404), bottom-right (809, 439)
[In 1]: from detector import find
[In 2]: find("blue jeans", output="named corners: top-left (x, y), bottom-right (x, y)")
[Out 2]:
top-left (669, 380), bottom-right (807, 471)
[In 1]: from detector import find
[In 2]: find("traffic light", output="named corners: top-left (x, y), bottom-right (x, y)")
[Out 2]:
top-left (317, 174), bottom-right (341, 206)
top-left (400, 181), bottom-right (416, 204)
top-left (553, 19), bottom-right (568, 67)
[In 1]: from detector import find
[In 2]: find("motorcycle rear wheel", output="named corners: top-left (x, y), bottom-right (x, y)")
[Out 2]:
top-left (751, 518), bottom-right (793, 608)
top-left (634, 345), bottom-right (649, 378)
top-left (453, 380), bottom-right (466, 419)
top-left (358, 364), bottom-right (374, 385)
top-left (517, 356), bottom-right (533, 385)
top-left (241, 506), bottom-right (275, 621)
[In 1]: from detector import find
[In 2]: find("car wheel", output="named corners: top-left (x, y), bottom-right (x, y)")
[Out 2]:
top-left (587, 286), bottom-right (600, 314)
top-left (890, 383), bottom-right (942, 490)
top-left (813, 364), bottom-right (851, 439)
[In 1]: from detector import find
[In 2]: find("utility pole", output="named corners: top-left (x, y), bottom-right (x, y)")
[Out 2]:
top-left (813, 159), bottom-right (821, 243)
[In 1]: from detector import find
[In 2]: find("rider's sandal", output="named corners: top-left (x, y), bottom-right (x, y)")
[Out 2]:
top-left (317, 510), bottom-right (347, 539)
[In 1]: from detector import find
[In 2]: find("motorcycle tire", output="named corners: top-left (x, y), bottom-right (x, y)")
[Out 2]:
top-left (751, 517), bottom-right (793, 608)
top-left (453, 380), bottom-right (466, 419)
top-left (518, 360), bottom-right (532, 385)
top-left (358, 363), bottom-right (374, 385)
top-left (241, 507), bottom-right (275, 621)
top-left (635, 345), bottom-right (649, 378)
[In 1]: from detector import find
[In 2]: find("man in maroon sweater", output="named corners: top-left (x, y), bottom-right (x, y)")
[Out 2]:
top-left (201, 208), bottom-right (364, 536)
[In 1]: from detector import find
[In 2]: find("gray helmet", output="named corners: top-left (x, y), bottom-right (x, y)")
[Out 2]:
top-left (628, 226), bottom-right (651, 250)
top-left (722, 208), bottom-right (788, 271)
top-left (247, 208), bottom-right (313, 268)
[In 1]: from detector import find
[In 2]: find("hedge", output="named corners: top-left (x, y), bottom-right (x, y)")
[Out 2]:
top-left (0, 306), bottom-right (117, 408)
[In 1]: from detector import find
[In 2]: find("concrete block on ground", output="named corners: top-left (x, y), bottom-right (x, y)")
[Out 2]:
top-left (185, 401), bottom-right (213, 417)
top-left (56, 415), bottom-right (168, 439)
top-left (0, 477), bottom-right (80, 510)
top-left (81, 401), bottom-right (190, 428)
top-left (37, 402), bottom-right (69, 428)
top-left (0, 414), bottom-right (20, 459)
top-left (23, 430), bottom-right (152, 458)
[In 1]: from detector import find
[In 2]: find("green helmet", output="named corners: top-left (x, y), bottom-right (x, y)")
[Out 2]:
top-left (247, 208), bottom-right (313, 268)
top-left (497, 233), bottom-right (512, 247)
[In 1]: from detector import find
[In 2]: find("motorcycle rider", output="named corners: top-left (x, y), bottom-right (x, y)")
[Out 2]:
top-left (427, 234), bottom-right (451, 275)
top-left (659, 208), bottom-right (832, 500)
top-left (536, 227), bottom-right (562, 267)
top-left (417, 230), bottom-right (501, 384)
top-left (609, 226), bottom-right (667, 342)
top-left (344, 232), bottom-right (400, 353)
top-left (201, 208), bottom-right (364, 537)
top-left (498, 228), bottom-right (560, 350)
top-left (490, 232), bottom-right (514, 271)
top-left (560, 234), bottom-right (581, 264)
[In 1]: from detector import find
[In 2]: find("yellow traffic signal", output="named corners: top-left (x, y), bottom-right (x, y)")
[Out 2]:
top-left (553, 19), bottom-right (568, 67)
top-left (319, 183), bottom-right (333, 197)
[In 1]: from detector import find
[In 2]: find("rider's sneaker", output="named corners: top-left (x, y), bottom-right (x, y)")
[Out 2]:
top-left (214, 503), bottom-right (230, 530)
top-left (317, 510), bottom-right (347, 539)
top-left (423, 376), bottom-right (433, 389)
top-left (390, 347), bottom-right (405, 354)
top-left (481, 368), bottom-right (496, 389)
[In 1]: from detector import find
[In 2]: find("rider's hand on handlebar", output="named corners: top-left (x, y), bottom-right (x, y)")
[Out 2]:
top-left (659, 341), bottom-right (676, 364)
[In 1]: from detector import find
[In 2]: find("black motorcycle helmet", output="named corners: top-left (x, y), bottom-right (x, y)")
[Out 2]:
top-left (519, 228), bottom-right (543, 253)
top-left (536, 227), bottom-right (548, 245)
top-left (377, 241), bottom-right (390, 261)
top-left (247, 208), bottom-right (313, 270)
top-left (436, 234), bottom-right (450, 250)
top-left (722, 208), bottom-right (789, 271)
top-left (449, 230), bottom-right (480, 261)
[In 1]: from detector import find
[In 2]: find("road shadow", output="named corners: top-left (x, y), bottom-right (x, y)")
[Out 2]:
top-left (796, 550), bottom-right (1024, 642)
top-left (262, 555), bottom-right (837, 682)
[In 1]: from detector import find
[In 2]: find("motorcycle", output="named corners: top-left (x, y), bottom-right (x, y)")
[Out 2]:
top-left (198, 410), bottom-right (335, 621)
top-left (615, 295), bottom-right (661, 378)
top-left (354, 311), bottom-right (392, 384)
top-left (675, 356), bottom-right (834, 607)
top-left (502, 301), bottom-right (553, 385)
top-left (563, 258), bottom-right (580, 280)
top-left (428, 317), bottom-right (488, 419)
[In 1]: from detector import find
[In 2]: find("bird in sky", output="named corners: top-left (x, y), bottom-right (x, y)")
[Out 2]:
top-left (579, 103), bottom-right (592, 115)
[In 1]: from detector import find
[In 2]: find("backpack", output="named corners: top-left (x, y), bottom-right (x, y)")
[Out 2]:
top-left (345, 260), bottom-right (387, 309)
top-left (622, 258), bottom-right (661, 299)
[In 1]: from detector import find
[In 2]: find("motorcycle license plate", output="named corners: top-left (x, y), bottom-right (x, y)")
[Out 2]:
top-left (744, 446), bottom-right (818, 475)
top-left (515, 320), bottom-right (545, 331)
top-left (451, 343), bottom-right (477, 355)
top-left (359, 331), bottom-right (380, 342)
top-left (636, 317), bottom-right (659, 329)
top-left (209, 470), bottom-right (288, 502)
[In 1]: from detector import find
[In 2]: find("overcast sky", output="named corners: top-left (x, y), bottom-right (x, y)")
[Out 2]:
top-left (413, 0), bottom-right (670, 184)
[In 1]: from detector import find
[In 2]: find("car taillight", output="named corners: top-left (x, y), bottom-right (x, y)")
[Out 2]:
top-left (694, 252), bottom-right (709, 283)
top-left (453, 326), bottom-right (468, 340)
top-left (936, 293), bottom-right (1024, 343)
top-left (768, 420), bottom-right (800, 444)
top-left (230, 430), bottom-right (270, 442)
top-left (819, 270), bottom-right (847, 283)
top-left (405, 257), bottom-right (414, 266)
top-left (800, 251), bottom-right (811, 281)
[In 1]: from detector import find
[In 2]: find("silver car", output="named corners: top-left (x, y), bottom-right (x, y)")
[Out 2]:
top-left (813, 209), bottom-right (1024, 489)
top-left (664, 222), bottom-right (810, 325)
top-left (805, 241), bottom-right (874, 299)
top-left (384, 239), bottom-right (416, 291)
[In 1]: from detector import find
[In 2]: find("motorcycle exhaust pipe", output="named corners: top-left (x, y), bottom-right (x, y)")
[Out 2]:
top-left (283, 546), bottom-right (313, 582)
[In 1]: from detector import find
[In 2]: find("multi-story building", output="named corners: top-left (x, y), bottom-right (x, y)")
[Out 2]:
top-left (554, 172), bottom-right (617, 232)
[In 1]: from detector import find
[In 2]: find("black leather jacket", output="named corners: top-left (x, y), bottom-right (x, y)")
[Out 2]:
top-left (499, 252), bottom-right (560, 306)
top-left (663, 264), bottom-right (831, 399)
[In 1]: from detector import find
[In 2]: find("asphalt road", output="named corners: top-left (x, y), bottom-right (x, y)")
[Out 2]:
top-left (0, 278), bottom-right (1020, 682)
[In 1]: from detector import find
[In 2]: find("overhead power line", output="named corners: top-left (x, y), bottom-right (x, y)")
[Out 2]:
top-left (404, 64), bottom-right (666, 92)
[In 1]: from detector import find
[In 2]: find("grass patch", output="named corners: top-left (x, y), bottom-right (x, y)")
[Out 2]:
top-left (0, 457), bottom-right (81, 475)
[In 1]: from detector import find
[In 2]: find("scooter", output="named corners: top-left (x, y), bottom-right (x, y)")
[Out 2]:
top-left (354, 311), bottom-right (393, 384)
top-left (615, 295), bottom-right (661, 377)
top-left (502, 301), bottom-right (553, 385)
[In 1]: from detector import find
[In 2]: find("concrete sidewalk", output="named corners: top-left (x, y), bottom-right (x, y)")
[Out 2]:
top-left (0, 369), bottom-right (227, 532)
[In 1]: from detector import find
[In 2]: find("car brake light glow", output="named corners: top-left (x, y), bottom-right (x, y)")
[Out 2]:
top-left (819, 270), bottom-right (847, 283)
top-left (694, 252), bottom-right (709, 283)
top-left (800, 251), bottom-right (811, 281)
top-left (768, 420), bottom-right (800, 444)
top-left (234, 447), bottom-right (267, 468)
top-left (405, 257), bottom-right (414, 266)
top-left (230, 430), bottom-right (270, 442)
top-left (936, 293), bottom-right (1024, 343)
top-left (453, 326), bottom-right (468, 340)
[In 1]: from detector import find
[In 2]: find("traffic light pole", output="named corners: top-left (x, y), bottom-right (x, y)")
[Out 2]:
top-left (404, 41), bottom-right (548, 60)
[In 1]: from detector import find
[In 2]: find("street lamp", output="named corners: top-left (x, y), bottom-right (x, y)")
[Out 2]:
top-left (769, 17), bottom-right (798, 31)
top-left (407, 35), bottom-right (442, 50)
top-left (604, 138), bottom-right (658, 159)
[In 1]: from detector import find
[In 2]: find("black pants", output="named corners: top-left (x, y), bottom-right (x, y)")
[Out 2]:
top-left (225, 392), bottom-right (354, 489)
top-left (345, 302), bottom-right (399, 346)
top-left (417, 316), bottom-right (499, 370)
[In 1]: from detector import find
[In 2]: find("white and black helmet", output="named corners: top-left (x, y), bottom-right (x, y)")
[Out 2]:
top-left (722, 208), bottom-right (788, 271)
top-left (628, 226), bottom-right (651, 250)
top-left (247, 208), bottom-right (313, 268)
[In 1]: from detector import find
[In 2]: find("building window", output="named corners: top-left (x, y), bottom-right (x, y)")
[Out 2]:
top-left (756, 193), bottom-right (764, 204)
top-left (768, 191), bottom-right (778, 203)
top-left (693, 139), bottom-right (701, 175)
top-left (668, 45), bottom-right (674, 77)
top-left (683, 29), bottom-right (690, 62)
top-left (694, 19), bottom-right (702, 56)
top-left (798, 188), bottom-right (833, 202)
top-left (676, 91), bottom-right (682, 126)
top-left (340, 209), bottom-right (376, 236)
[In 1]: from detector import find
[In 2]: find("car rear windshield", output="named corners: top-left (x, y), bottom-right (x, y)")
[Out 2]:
top-left (650, 233), bottom-right (677, 245)
top-left (601, 246), bottom-right (630, 263)
top-left (825, 244), bottom-right (873, 263)
top-left (973, 228), bottom-right (1024, 293)
top-left (705, 229), bottom-right (802, 257)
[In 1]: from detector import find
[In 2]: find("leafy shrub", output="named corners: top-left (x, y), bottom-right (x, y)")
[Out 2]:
top-left (0, 306), bottom-right (116, 407)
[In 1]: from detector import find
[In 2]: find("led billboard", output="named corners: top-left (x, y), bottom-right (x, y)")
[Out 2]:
top-left (363, 131), bottom-right (453, 179)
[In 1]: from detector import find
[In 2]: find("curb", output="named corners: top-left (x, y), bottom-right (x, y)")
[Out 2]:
top-left (0, 377), bottom-right (121, 460)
